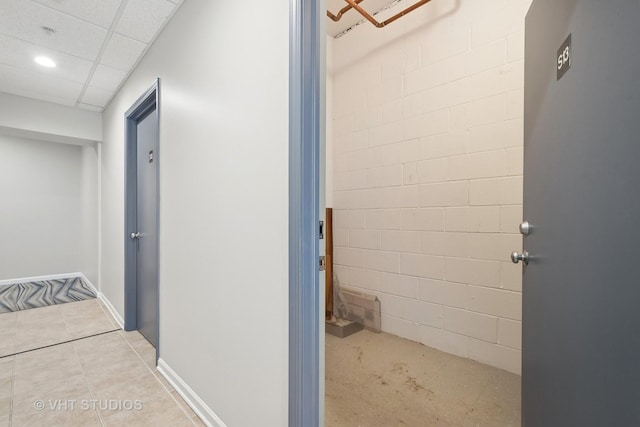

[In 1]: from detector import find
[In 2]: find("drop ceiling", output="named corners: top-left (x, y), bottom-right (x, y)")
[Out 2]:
top-left (326, 0), bottom-right (397, 37)
top-left (0, 0), bottom-right (183, 112)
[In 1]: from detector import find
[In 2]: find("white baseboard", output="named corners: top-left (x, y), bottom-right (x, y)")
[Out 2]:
top-left (74, 274), bottom-right (124, 330)
top-left (157, 358), bottom-right (227, 427)
top-left (97, 291), bottom-right (124, 329)
top-left (0, 272), bottom-right (84, 287)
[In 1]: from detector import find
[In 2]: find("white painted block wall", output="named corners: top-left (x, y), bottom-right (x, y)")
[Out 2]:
top-left (330, 0), bottom-right (532, 374)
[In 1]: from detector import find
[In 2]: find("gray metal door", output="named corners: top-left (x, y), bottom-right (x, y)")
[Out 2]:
top-left (135, 109), bottom-right (159, 349)
top-left (522, 1), bottom-right (640, 425)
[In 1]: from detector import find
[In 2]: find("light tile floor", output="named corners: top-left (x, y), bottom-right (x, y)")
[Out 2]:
top-left (325, 330), bottom-right (521, 427)
top-left (0, 299), bottom-right (119, 357)
top-left (0, 300), bottom-right (204, 427)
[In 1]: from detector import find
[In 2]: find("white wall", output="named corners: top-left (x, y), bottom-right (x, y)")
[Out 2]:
top-left (100, 1), bottom-right (289, 425)
top-left (0, 92), bottom-right (102, 145)
top-left (0, 134), bottom-right (98, 282)
top-left (330, 0), bottom-right (531, 374)
top-left (326, 35), bottom-right (334, 208)
top-left (80, 145), bottom-right (100, 285)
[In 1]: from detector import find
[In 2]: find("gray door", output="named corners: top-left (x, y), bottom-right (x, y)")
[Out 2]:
top-left (522, 1), bottom-right (640, 425)
top-left (135, 109), bottom-right (159, 349)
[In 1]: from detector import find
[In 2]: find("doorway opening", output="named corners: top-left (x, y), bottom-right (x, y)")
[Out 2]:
top-left (124, 79), bottom-right (161, 361)
top-left (323, 1), bottom-right (526, 425)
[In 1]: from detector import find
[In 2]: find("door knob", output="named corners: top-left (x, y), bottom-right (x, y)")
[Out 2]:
top-left (130, 232), bottom-right (142, 240)
top-left (511, 250), bottom-right (529, 265)
top-left (519, 221), bottom-right (530, 236)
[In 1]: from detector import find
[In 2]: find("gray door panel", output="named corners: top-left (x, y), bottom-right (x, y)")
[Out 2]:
top-left (136, 109), bottom-right (159, 349)
top-left (523, 1), bottom-right (640, 425)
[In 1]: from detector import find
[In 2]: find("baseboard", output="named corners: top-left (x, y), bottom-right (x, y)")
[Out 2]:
top-left (78, 275), bottom-right (124, 330)
top-left (71, 274), bottom-right (124, 330)
top-left (157, 358), bottom-right (227, 427)
top-left (97, 291), bottom-right (124, 329)
top-left (0, 272), bottom-right (84, 287)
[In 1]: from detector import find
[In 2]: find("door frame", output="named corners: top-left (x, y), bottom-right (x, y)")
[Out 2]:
top-left (289, 0), bottom-right (322, 425)
top-left (124, 79), bottom-right (161, 355)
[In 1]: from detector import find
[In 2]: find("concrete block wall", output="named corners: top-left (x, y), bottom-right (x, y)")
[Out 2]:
top-left (330, 0), bottom-right (532, 374)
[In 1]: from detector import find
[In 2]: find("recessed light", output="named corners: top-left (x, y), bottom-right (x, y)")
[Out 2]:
top-left (34, 56), bottom-right (56, 68)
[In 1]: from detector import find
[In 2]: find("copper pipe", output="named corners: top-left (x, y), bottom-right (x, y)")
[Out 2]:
top-left (339, 0), bottom-right (434, 28)
top-left (327, 0), bottom-right (365, 22)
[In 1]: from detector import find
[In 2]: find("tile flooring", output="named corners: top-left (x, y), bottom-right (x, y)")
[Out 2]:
top-left (0, 299), bottom-right (118, 357)
top-left (0, 300), bottom-right (204, 427)
top-left (325, 330), bottom-right (521, 426)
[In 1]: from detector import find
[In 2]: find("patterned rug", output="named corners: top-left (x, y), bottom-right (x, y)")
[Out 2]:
top-left (0, 277), bottom-right (96, 314)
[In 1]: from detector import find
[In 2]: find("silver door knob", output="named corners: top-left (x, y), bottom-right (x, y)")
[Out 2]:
top-left (511, 250), bottom-right (529, 265)
top-left (519, 221), bottom-right (530, 236)
top-left (130, 232), bottom-right (141, 240)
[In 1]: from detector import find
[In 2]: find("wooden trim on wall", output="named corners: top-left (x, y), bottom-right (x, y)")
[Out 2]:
top-left (325, 208), bottom-right (333, 320)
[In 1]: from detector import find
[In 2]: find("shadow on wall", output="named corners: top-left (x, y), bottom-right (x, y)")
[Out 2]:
top-left (333, 0), bottom-right (461, 74)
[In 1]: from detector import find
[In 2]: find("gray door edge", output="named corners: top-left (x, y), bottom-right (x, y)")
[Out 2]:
top-left (289, 0), bottom-right (321, 426)
top-left (124, 78), bottom-right (161, 355)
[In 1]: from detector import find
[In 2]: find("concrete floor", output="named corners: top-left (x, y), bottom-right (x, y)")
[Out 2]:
top-left (325, 330), bottom-right (520, 427)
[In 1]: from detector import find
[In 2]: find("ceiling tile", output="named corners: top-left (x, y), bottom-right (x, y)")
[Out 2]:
top-left (32, 0), bottom-right (123, 29)
top-left (0, 0), bottom-right (108, 60)
top-left (89, 64), bottom-right (127, 92)
top-left (115, 0), bottom-right (176, 43)
top-left (0, 0), bottom-right (182, 109)
top-left (0, 33), bottom-right (93, 84)
top-left (100, 33), bottom-right (146, 71)
top-left (0, 63), bottom-right (82, 106)
top-left (81, 85), bottom-right (114, 107)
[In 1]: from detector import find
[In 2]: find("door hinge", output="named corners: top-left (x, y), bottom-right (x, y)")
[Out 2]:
top-left (319, 256), bottom-right (326, 271)
top-left (319, 221), bottom-right (324, 239)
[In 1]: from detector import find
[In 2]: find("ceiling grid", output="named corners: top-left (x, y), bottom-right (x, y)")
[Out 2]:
top-left (0, 0), bottom-right (183, 111)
